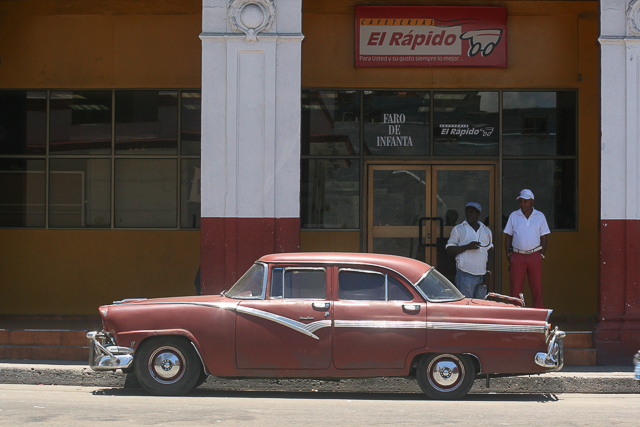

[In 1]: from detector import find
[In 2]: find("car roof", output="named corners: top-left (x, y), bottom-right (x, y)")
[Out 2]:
top-left (258, 252), bottom-right (431, 284)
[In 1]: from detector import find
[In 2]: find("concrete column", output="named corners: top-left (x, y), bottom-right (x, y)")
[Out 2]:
top-left (200, 0), bottom-right (303, 293)
top-left (597, 0), bottom-right (640, 364)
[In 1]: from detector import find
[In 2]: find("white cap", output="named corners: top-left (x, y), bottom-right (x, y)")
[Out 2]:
top-left (517, 189), bottom-right (534, 200)
top-left (465, 202), bottom-right (482, 213)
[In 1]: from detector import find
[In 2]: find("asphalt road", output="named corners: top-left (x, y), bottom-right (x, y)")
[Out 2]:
top-left (1, 384), bottom-right (639, 426)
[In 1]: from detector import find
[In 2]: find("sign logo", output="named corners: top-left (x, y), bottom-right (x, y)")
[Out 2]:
top-left (356, 6), bottom-right (507, 68)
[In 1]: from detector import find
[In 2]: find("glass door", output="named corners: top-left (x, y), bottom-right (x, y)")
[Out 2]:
top-left (368, 164), bottom-right (495, 284)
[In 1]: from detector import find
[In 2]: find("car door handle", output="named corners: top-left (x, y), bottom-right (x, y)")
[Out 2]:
top-left (312, 302), bottom-right (330, 310)
top-left (402, 304), bottom-right (420, 311)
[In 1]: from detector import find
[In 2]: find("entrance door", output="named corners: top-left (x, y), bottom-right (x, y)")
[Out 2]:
top-left (368, 164), bottom-right (495, 283)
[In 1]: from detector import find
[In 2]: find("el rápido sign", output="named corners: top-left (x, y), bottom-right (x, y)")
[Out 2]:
top-left (355, 6), bottom-right (507, 68)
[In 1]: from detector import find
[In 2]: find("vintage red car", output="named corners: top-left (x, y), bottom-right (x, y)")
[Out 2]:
top-left (87, 252), bottom-right (565, 399)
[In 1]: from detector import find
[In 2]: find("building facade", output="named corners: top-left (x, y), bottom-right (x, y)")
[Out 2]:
top-left (0, 0), bottom-right (637, 364)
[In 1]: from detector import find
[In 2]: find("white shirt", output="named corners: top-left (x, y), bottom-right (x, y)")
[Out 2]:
top-left (503, 208), bottom-right (550, 251)
top-left (446, 221), bottom-right (493, 276)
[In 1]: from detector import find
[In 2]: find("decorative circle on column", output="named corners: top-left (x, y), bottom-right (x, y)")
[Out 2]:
top-left (629, 0), bottom-right (640, 36)
top-left (229, 0), bottom-right (276, 42)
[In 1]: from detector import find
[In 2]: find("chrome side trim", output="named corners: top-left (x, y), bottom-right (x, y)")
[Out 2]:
top-left (335, 320), bottom-right (427, 329)
top-left (235, 305), bottom-right (331, 340)
top-left (106, 301), bottom-right (238, 309)
top-left (427, 322), bottom-right (546, 334)
top-left (190, 342), bottom-right (210, 376)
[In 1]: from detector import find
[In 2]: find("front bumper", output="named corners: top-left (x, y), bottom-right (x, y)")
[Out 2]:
top-left (534, 327), bottom-right (565, 371)
top-left (87, 331), bottom-right (135, 371)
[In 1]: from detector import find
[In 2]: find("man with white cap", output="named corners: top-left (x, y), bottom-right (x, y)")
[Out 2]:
top-left (504, 189), bottom-right (550, 308)
top-left (446, 202), bottom-right (494, 299)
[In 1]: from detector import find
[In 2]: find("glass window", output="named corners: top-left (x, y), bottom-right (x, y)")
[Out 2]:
top-left (415, 268), bottom-right (464, 302)
top-left (502, 159), bottom-right (576, 230)
top-left (373, 169), bottom-right (426, 227)
top-left (363, 91), bottom-right (430, 156)
top-left (338, 269), bottom-right (412, 301)
top-left (271, 268), bottom-right (326, 299)
top-left (301, 158), bottom-right (359, 229)
top-left (181, 91), bottom-right (201, 155)
top-left (50, 91), bottom-right (112, 154)
top-left (339, 270), bottom-right (385, 300)
top-left (49, 159), bottom-right (110, 228)
top-left (433, 91), bottom-right (499, 156)
top-left (387, 276), bottom-right (413, 301)
top-left (503, 91), bottom-right (576, 156)
top-left (301, 90), bottom-right (360, 155)
top-left (115, 159), bottom-right (177, 228)
top-left (180, 159), bottom-right (201, 229)
top-left (0, 91), bottom-right (46, 155)
top-left (115, 90), bottom-right (178, 154)
top-left (227, 263), bottom-right (265, 299)
top-left (0, 159), bottom-right (46, 227)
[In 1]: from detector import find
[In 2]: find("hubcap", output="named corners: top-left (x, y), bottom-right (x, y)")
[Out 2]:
top-left (149, 346), bottom-right (185, 384)
top-left (427, 354), bottom-right (464, 392)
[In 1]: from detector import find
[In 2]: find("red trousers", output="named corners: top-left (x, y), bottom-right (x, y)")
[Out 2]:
top-left (509, 251), bottom-right (544, 308)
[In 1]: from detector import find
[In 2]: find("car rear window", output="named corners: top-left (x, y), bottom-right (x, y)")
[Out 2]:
top-left (339, 269), bottom-right (413, 301)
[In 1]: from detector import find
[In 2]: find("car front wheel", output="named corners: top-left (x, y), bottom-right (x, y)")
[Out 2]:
top-left (134, 336), bottom-right (203, 396)
top-left (416, 353), bottom-right (475, 400)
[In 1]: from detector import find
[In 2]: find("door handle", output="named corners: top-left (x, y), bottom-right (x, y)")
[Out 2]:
top-left (312, 302), bottom-right (330, 310)
top-left (418, 217), bottom-right (444, 247)
top-left (402, 304), bottom-right (421, 312)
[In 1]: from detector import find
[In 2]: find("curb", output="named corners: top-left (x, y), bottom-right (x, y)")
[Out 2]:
top-left (1, 362), bottom-right (639, 394)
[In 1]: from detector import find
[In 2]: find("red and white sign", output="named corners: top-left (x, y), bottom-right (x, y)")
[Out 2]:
top-left (355, 6), bottom-right (507, 68)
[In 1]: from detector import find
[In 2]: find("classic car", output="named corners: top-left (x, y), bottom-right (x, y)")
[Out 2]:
top-left (87, 252), bottom-right (565, 399)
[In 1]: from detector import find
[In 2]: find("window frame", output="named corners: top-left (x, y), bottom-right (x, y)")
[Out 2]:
top-left (0, 89), bottom-right (201, 230)
top-left (301, 88), bottom-right (579, 233)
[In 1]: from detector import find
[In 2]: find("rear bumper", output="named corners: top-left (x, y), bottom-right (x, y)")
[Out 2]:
top-left (87, 331), bottom-right (135, 371)
top-left (534, 327), bottom-right (565, 371)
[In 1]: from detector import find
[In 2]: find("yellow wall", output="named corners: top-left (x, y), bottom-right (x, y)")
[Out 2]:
top-left (0, 0), bottom-right (202, 88)
top-left (0, 1), bottom-right (203, 315)
top-left (0, 230), bottom-right (200, 315)
top-left (301, 2), bottom-right (600, 318)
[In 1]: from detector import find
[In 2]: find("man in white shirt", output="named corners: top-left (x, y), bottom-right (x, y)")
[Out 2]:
top-left (446, 202), bottom-right (494, 299)
top-left (504, 189), bottom-right (550, 308)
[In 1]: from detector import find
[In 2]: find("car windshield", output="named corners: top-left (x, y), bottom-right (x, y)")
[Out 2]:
top-left (226, 263), bottom-right (265, 299)
top-left (414, 267), bottom-right (464, 302)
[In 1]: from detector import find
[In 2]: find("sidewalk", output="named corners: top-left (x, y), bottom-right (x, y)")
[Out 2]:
top-left (0, 360), bottom-right (638, 394)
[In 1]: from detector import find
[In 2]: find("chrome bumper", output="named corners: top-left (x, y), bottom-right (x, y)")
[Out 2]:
top-left (535, 327), bottom-right (565, 371)
top-left (87, 331), bottom-right (134, 371)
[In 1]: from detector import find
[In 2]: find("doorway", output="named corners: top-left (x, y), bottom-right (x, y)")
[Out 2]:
top-left (367, 163), bottom-right (496, 284)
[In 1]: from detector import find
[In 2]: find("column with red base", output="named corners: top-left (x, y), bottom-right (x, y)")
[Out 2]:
top-left (597, 1), bottom-right (640, 364)
top-left (200, 0), bottom-right (303, 294)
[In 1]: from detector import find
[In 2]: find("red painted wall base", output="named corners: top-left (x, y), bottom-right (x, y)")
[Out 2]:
top-left (595, 219), bottom-right (640, 365)
top-left (200, 217), bottom-right (300, 295)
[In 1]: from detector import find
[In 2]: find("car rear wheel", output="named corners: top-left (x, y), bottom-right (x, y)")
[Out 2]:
top-left (134, 336), bottom-right (203, 396)
top-left (416, 353), bottom-right (475, 400)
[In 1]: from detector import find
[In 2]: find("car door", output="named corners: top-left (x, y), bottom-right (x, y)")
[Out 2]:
top-left (332, 266), bottom-right (427, 370)
top-left (235, 265), bottom-right (332, 370)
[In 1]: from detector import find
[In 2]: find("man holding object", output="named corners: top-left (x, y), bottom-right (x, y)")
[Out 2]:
top-left (446, 202), bottom-right (494, 299)
top-left (504, 189), bottom-right (550, 308)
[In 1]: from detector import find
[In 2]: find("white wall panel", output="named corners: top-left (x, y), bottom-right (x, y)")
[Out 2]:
top-left (201, 0), bottom-right (303, 219)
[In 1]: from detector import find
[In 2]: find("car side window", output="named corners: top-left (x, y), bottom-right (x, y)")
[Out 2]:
top-left (339, 269), bottom-right (413, 301)
top-left (387, 275), bottom-right (414, 301)
top-left (270, 267), bottom-right (326, 299)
